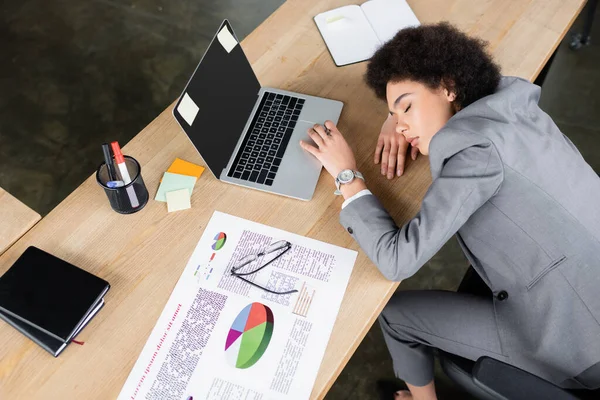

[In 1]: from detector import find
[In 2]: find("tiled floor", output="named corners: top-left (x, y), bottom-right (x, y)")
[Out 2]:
top-left (1, 1), bottom-right (599, 399)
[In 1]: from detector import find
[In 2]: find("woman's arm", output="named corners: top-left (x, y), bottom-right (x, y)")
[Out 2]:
top-left (298, 120), bottom-right (503, 281)
top-left (341, 139), bottom-right (504, 281)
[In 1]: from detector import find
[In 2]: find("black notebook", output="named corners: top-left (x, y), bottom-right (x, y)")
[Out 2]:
top-left (0, 299), bottom-right (105, 356)
top-left (0, 246), bottom-right (110, 356)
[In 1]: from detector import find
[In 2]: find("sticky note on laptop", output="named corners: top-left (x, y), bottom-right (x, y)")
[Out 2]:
top-left (167, 158), bottom-right (205, 178)
top-left (155, 172), bottom-right (197, 202)
top-left (217, 25), bottom-right (237, 53)
top-left (177, 93), bottom-right (199, 126)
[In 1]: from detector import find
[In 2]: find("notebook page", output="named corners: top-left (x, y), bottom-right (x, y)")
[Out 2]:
top-left (361, 0), bottom-right (420, 44)
top-left (314, 5), bottom-right (382, 66)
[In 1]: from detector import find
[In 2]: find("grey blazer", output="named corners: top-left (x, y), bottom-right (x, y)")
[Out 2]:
top-left (340, 76), bottom-right (600, 386)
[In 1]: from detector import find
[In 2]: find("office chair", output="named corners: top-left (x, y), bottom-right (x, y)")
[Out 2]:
top-left (438, 266), bottom-right (600, 400)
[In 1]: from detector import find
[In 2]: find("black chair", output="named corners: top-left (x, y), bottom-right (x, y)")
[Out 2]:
top-left (438, 266), bottom-right (600, 400)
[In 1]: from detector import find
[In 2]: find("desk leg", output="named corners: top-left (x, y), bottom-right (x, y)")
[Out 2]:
top-left (570, 0), bottom-right (598, 50)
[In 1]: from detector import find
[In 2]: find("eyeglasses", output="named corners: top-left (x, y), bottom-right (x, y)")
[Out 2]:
top-left (230, 240), bottom-right (298, 295)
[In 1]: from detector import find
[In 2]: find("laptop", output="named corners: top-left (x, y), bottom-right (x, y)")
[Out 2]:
top-left (173, 20), bottom-right (344, 201)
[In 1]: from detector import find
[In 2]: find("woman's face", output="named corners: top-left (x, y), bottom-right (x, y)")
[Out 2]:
top-left (386, 79), bottom-right (456, 155)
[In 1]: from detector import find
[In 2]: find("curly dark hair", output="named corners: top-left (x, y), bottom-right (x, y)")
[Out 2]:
top-left (365, 22), bottom-right (501, 110)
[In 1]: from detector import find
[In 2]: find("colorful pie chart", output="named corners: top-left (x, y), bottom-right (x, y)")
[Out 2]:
top-left (212, 232), bottom-right (227, 250)
top-left (225, 302), bottom-right (274, 369)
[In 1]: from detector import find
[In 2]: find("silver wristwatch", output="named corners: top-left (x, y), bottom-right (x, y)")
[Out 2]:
top-left (334, 169), bottom-right (365, 195)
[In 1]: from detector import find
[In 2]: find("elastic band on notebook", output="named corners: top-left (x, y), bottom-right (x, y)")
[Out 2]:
top-left (72, 340), bottom-right (85, 345)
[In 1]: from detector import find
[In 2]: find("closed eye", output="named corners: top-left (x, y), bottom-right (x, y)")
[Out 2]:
top-left (405, 104), bottom-right (412, 113)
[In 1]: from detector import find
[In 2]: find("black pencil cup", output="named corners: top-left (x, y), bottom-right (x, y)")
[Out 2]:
top-left (96, 156), bottom-right (149, 214)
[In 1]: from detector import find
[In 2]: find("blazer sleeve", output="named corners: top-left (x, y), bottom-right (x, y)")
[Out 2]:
top-left (340, 138), bottom-right (504, 281)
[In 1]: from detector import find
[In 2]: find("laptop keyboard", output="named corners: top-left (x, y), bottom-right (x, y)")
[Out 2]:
top-left (227, 92), bottom-right (305, 186)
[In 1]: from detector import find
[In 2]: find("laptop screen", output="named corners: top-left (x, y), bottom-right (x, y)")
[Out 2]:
top-left (173, 20), bottom-right (261, 176)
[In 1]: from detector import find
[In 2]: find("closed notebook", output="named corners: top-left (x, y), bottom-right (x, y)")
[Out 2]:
top-left (0, 299), bottom-right (105, 357)
top-left (314, 0), bottom-right (420, 66)
top-left (0, 246), bottom-right (110, 344)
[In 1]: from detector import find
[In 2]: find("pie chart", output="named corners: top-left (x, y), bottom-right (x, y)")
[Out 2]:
top-left (225, 302), bottom-right (274, 369)
top-left (212, 232), bottom-right (227, 250)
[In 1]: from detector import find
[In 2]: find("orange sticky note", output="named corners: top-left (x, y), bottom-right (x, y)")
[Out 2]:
top-left (166, 158), bottom-right (205, 178)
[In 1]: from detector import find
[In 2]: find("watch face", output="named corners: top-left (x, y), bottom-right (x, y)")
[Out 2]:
top-left (338, 169), bottom-right (354, 184)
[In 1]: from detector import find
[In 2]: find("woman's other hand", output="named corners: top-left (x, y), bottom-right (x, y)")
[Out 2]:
top-left (374, 114), bottom-right (418, 179)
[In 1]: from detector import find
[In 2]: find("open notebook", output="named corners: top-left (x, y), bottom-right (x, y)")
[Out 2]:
top-left (314, 0), bottom-right (420, 66)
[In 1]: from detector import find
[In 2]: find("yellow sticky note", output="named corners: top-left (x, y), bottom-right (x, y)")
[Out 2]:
top-left (167, 158), bottom-right (205, 178)
top-left (166, 188), bottom-right (192, 212)
top-left (326, 15), bottom-right (345, 24)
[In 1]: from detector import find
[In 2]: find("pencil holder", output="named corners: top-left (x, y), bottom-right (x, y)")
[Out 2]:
top-left (96, 156), bottom-right (149, 214)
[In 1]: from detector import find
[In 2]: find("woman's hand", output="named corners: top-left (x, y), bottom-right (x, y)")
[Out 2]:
top-left (299, 121), bottom-right (357, 179)
top-left (374, 115), bottom-right (419, 179)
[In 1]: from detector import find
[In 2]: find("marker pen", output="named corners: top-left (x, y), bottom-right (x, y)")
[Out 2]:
top-left (110, 141), bottom-right (140, 208)
top-left (101, 143), bottom-right (118, 181)
top-left (106, 180), bottom-right (125, 188)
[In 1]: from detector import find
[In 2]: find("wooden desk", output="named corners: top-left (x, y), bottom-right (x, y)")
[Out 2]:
top-left (0, 0), bottom-right (585, 398)
top-left (0, 188), bottom-right (40, 256)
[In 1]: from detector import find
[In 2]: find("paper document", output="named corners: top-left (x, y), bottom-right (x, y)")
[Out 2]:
top-left (118, 211), bottom-right (357, 400)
